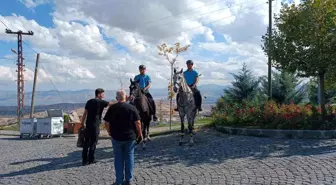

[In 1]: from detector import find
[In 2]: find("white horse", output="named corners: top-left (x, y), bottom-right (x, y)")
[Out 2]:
top-left (173, 68), bottom-right (197, 146)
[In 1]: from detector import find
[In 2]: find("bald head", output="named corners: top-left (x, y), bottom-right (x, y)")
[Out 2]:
top-left (116, 89), bottom-right (127, 102)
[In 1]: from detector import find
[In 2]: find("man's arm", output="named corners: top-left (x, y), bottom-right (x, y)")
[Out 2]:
top-left (144, 82), bottom-right (151, 91)
top-left (103, 107), bottom-right (112, 137)
top-left (134, 120), bottom-right (142, 139)
top-left (143, 75), bottom-right (151, 91)
top-left (108, 101), bottom-right (117, 106)
top-left (193, 76), bottom-right (198, 88)
top-left (80, 109), bottom-right (88, 127)
top-left (132, 107), bottom-right (143, 140)
top-left (192, 71), bottom-right (199, 88)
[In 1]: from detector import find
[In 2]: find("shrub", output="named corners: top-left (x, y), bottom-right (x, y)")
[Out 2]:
top-left (212, 100), bottom-right (336, 130)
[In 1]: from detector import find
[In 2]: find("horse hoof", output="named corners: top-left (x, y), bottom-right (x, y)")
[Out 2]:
top-left (179, 142), bottom-right (183, 146)
top-left (189, 142), bottom-right (194, 147)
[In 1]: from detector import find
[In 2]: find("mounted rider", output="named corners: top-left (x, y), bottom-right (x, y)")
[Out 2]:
top-left (174, 60), bottom-right (202, 112)
top-left (134, 65), bottom-right (158, 121)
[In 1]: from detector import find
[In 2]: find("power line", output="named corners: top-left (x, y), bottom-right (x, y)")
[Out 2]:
top-left (50, 2), bottom-right (266, 61)
top-left (148, 0), bottom-right (255, 29)
top-left (135, 0), bottom-right (243, 27)
top-left (1, 21), bottom-right (67, 105)
top-left (59, 0), bottom-right (256, 51)
top-left (39, 63), bottom-right (66, 103)
top-left (0, 19), bottom-right (9, 28)
top-left (3, 1), bottom-right (265, 62)
top-left (23, 41), bottom-right (39, 54)
top-left (21, 41), bottom-right (68, 104)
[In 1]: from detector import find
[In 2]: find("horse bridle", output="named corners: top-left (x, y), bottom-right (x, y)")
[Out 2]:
top-left (129, 83), bottom-right (140, 101)
top-left (174, 74), bottom-right (193, 108)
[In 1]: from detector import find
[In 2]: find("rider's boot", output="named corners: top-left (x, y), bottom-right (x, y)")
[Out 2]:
top-left (153, 115), bottom-right (158, 122)
top-left (174, 107), bottom-right (179, 111)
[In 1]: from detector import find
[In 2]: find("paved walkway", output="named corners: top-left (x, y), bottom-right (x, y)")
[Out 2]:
top-left (0, 123), bottom-right (206, 137)
top-left (1, 129), bottom-right (336, 185)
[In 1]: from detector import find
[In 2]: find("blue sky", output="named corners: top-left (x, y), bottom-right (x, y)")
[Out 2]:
top-left (0, 0), bottom-right (287, 91)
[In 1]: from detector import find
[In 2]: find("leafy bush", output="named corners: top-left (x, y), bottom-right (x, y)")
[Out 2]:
top-left (212, 100), bottom-right (336, 130)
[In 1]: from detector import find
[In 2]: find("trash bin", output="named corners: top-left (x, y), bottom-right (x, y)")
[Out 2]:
top-left (36, 117), bottom-right (64, 138)
top-left (20, 118), bottom-right (37, 138)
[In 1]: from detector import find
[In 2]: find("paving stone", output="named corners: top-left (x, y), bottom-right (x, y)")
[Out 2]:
top-left (0, 129), bottom-right (336, 184)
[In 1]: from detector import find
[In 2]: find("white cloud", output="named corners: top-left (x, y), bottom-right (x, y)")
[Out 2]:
top-left (211, 71), bottom-right (226, 79)
top-left (0, 66), bottom-right (16, 81)
top-left (0, 15), bottom-right (59, 49)
top-left (0, 0), bottom-right (292, 92)
top-left (53, 19), bottom-right (110, 59)
top-left (19, 0), bottom-right (49, 8)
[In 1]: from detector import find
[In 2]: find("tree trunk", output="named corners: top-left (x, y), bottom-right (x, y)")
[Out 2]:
top-left (169, 64), bottom-right (173, 130)
top-left (318, 72), bottom-right (326, 117)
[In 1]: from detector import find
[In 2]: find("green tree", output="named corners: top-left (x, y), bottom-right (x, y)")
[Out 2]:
top-left (308, 78), bottom-right (336, 104)
top-left (223, 63), bottom-right (260, 103)
top-left (260, 70), bottom-right (307, 104)
top-left (262, 0), bottom-right (336, 115)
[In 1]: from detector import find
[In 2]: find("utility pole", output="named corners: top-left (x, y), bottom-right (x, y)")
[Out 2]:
top-left (6, 29), bottom-right (34, 123)
top-left (30, 53), bottom-right (40, 118)
top-left (267, 0), bottom-right (272, 100)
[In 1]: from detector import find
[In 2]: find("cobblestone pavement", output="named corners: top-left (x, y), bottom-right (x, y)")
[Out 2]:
top-left (1, 129), bottom-right (336, 185)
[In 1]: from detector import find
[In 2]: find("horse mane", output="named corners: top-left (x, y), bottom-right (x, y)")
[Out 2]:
top-left (130, 80), bottom-right (150, 113)
top-left (179, 72), bottom-right (192, 93)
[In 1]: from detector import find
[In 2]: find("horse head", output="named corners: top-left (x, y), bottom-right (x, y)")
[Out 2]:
top-left (173, 68), bottom-right (184, 93)
top-left (129, 78), bottom-right (141, 101)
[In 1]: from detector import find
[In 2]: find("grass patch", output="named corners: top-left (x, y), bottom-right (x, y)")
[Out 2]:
top-left (0, 124), bottom-right (19, 131)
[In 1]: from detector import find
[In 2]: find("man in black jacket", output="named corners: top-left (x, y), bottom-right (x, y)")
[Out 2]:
top-left (104, 89), bottom-right (143, 185)
top-left (81, 88), bottom-right (115, 165)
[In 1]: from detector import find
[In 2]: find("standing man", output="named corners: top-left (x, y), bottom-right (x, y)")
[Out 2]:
top-left (175, 60), bottom-right (202, 111)
top-left (134, 65), bottom-right (158, 121)
top-left (81, 88), bottom-right (115, 166)
top-left (104, 89), bottom-right (143, 185)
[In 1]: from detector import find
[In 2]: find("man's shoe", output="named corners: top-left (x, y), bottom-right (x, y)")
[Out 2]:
top-left (82, 161), bottom-right (88, 166)
top-left (122, 181), bottom-right (133, 185)
top-left (153, 115), bottom-right (158, 122)
top-left (174, 108), bottom-right (179, 111)
top-left (198, 107), bottom-right (202, 111)
top-left (88, 160), bottom-right (98, 164)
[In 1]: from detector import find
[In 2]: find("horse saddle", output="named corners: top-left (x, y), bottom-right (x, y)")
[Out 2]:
top-left (135, 94), bottom-right (151, 114)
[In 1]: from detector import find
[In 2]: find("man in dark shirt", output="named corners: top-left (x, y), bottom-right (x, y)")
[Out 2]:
top-left (81, 88), bottom-right (115, 165)
top-left (104, 89), bottom-right (143, 185)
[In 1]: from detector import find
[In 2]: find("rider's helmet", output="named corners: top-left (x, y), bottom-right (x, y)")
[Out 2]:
top-left (186, 60), bottom-right (194, 65)
top-left (139, 65), bottom-right (146, 70)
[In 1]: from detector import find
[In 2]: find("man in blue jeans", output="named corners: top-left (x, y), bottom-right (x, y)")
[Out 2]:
top-left (104, 89), bottom-right (143, 185)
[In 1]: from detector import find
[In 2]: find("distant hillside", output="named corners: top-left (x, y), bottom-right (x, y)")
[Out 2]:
top-left (0, 103), bottom-right (85, 117)
top-left (0, 84), bottom-right (226, 106)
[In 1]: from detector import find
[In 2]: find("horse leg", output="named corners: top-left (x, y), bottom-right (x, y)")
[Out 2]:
top-left (187, 111), bottom-right (196, 146)
top-left (141, 121), bottom-right (147, 150)
top-left (179, 114), bottom-right (185, 146)
top-left (145, 119), bottom-right (151, 141)
top-left (188, 119), bottom-right (194, 146)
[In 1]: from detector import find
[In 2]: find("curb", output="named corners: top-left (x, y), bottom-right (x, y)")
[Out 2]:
top-left (215, 125), bottom-right (336, 139)
top-left (0, 129), bottom-right (179, 139)
top-left (98, 129), bottom-right (178, 140)
top-left (0, 132), bottom-right (77, 138)
top-left (0, 124), bottom-right (212, 139)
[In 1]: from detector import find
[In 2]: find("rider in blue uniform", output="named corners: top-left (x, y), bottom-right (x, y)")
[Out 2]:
top-left (174, 60), bottom-right (202, 111)
top-left (134, 65), bottom-right (158, 121)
